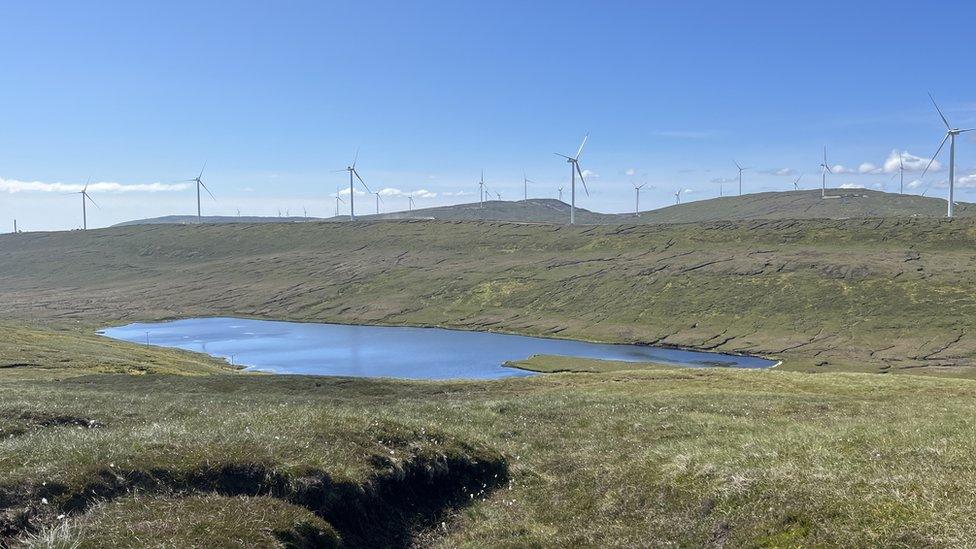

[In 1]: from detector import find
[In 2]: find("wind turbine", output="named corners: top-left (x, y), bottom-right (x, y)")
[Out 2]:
top-left (373, 191), bottom-right (383, 214)
top-left (339, 150), bottom-right (371, 220)
top-left (921, 93), bottom-right (972, 218)
top-left (793, 174), bottom-right (802, 190)
top-left (495, 191), bottom-right (502, 201)
top-left (70, 177), bottom-right (99, 230)
top-left (334, 186), bottom-right (345, 217)
top-left (479, 170), bottom-right (486, 208)
top-left (674, 189), bottom-right (682, 204)
top-left (555, 133), bottom-right (590, 224)
top-left (557, 186), bottom-right (563, 202)
top-left (734, 161), bottom-right (750, 196)
top-left (888, 153), bottom-right (906, 194)
top-left (407, 194), bottom-right (415, 211)
top-left (178, 162), bottom-right (214, 221)
top-left (633, 182), bottom-right (647, 216)
top-left (819, 146), bottom-right (832, 199)
top-left (523, 172), bottom-right (533, 201)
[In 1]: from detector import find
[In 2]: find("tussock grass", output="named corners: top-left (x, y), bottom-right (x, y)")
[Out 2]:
top-left (3, 367), bottom-right (976, 546)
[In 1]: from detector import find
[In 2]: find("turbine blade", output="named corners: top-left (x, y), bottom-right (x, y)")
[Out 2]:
top-left (574, 133), bottom-right (589, 160)
top-left (928, 93), bottom-right (951, 130)
top-left (959, 128), bottom-right (975, 133)
top-left (198, 160), bottom-right (208, 179)
top-left (352, 148), bottom-right (359, 169)
top-left (576, 163), bottom-right (589, 197)
top-left (920, 133), bottom-right (950, 180)
top-left (85, 193), bottom-right (100, 209)
top-left (199, 181), bottom-right (216, 201)
top-left (554, 153), bottom-right (572, 160)
top-left (734, 160), bottom-right (742, 170)
top-left (83, 176), bottom-right (91, 193)
top-left (354, 169), bottom-right (371, 193)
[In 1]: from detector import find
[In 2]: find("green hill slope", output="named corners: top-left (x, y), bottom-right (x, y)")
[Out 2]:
top-left (636, 189), bottom-right (975, 222)
top-left (2, 217), bottom-right (974, 375)
top-left (361, 198), bottom-right (617, 224)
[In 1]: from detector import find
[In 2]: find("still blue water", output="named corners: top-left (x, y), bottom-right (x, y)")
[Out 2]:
top-left (100, 317), bottom-right (776, 380)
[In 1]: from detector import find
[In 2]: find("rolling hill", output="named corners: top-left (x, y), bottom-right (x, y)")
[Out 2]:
top-left (113, 214), bottom-right (321, 226)
top-left (114, 190), bottom-right (975, 228)
top-left (635, 188), bottom-right (976, 223)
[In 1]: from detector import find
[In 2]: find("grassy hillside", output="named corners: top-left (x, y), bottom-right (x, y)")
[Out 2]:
top-left (112, 190), bottom-right (974, 228)
top-left (360, 198), bottom-right (617, 224)
top-left (1, 217), bottom-right (974, 375)
top-left (638, 188), bottom-right (976, 223)
top-left (113, 214), bottom-right (321, 226)
top-left (7, 356), bottom-right (976, 547)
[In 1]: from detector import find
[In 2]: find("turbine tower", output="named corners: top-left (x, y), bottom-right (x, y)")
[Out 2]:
top-left (71, 178), bottom-right (99, 230)
top-left (734, 161), bottom-right (750, 196)
top-left (179, 162), bottom-right (215, 221)
top-left (523, 172), bottom-right (533, 201)
top-left (633, 182), bottom-right (647, 216)
top-left (819, 146), bottom-right (832, 199)
top-left (921, 93), bottom-right (972, 218)
top-left (340, 151), bottom-right (371, 220)
top-left (898, 154), bottom-right (905, 195)
top-left (555, 133), bottom-right (590, 224)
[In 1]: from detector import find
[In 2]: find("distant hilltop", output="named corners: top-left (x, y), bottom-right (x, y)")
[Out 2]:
top-left (113, 190), bottom-right (974, 227)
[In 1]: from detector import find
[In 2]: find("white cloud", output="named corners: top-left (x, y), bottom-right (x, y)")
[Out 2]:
top-left (337, 187), bottom-right (366, 196)
top-left (761, 168), bottom-right (796, 176)
top-left (581, 169), bottom-right (598, 178)
top-left (681, 188), bottom-right (694, 194)
top-left (883, 150), bottom-right (939, 173)
top-left (957, 172), bottom-right (976, 188)
top-left (907, 179), bottom-right (923, 189)
top-left (0, 177), bottom-right (192, 194)
top-left (839, 183), bottom-right (865, 189)
top-left (442, 191), bottom-right (471, 197)
top-left (376, 187), bottom-right (437, 198)
top-left (858, 163), bottom-right (882, 175)
top-left (624, 168), bottom-right (636, 176)
top-left (710, 176), bottom-right (736, 184)
top-left (831, 165), bottom-right (857, 174)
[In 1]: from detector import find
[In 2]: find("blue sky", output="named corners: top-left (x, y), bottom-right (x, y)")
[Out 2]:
top-left (2, 0), bottom-right (975, 230)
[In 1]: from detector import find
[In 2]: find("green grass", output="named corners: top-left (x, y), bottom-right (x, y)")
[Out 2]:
top-left (5, 365), bottom-right (976, 546)
top-left (506, 354), bottom-right (672, 373)
top-left (2, 216), bottom-right (975, 375)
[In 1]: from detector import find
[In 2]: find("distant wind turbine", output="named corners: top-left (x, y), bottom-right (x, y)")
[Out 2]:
top-left (898, 154), bottom-right (905, 195)
top-left (334, 186), bottom-right (345, 217)
top-left (69, 177), bottom-right (99, 230)
top-left (495, 191), bottom-right (502, 200)
top-left (407, 194), bottom-right (416, 211)
top-left (523, 172), bottom-right (533, 201)
top-left (479, 170), bottom-right (486, 208)
top-left (734, 161), bottom-right (750, 196)
top-left (338, 150), bottom-right (371, 220)
top-left (555, 133), bottom-right (590, 224)
top-left (373, 191), bottom-right (383, 214)
top-left (674, 189), bottom-right (682, 204)
top-left (793, 174), bottom-right (802, 190)
top-left (557, 186), bottom-right (563, 202)
top-left (819, 146), bottom-right (832, 199)
top-left (920, 93), bottom-right (972, 218)
top-left (178, 162), bottom-right (214, 221)
top-left (633, 182), bottom-right (647, 216)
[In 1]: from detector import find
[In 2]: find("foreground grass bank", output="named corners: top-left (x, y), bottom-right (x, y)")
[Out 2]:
top-left (3, 358), bottom-right (976, 547)
top-left (2, 217), bottom-right (975, 375)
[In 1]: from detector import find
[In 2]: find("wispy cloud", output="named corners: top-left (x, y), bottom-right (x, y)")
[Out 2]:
top-left (377, 187), bottom-right (438, 198)
top-left (761, 168), bottom-right (796, 176)
top-left (831, 165), bottom-right (858, 174)
top-left (858, 162), bottom-right (882, 175)
top-left (710, 176), bottom-right (736, 184)
top-left (624, 168), bottom-right (637, 176)
top-left (0, 178), bottom-right (192, 194)
top-left (581, 169), bottom-right (598, 178)
top-left (839, 183), bottom-right (865, 189)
